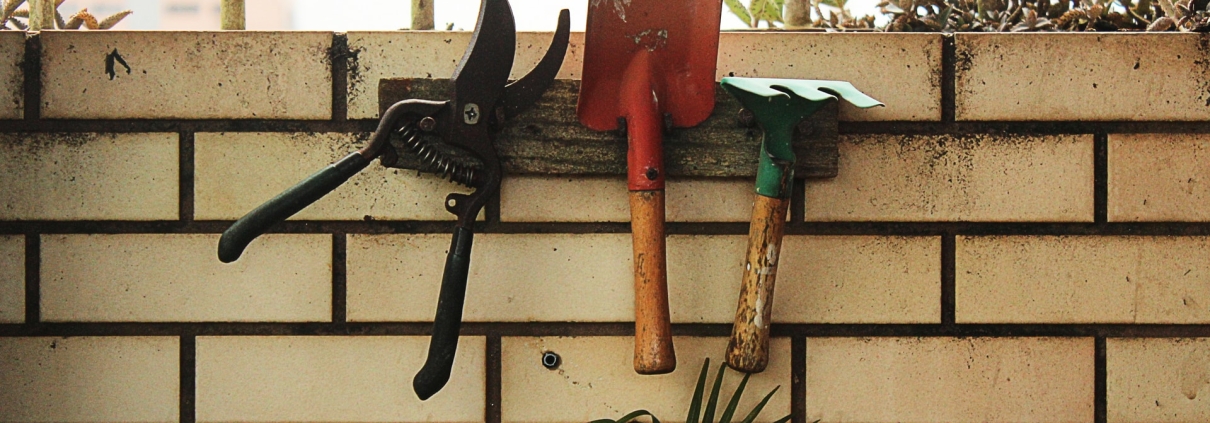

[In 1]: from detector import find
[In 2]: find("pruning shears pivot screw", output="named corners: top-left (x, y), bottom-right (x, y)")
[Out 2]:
top-left (216, 0), bottom-right (570, 401)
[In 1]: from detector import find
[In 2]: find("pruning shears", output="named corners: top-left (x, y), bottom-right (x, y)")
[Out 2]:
top-left (216, 0), bottom-right (570, 400)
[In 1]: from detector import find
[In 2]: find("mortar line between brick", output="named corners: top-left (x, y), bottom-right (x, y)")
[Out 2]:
top-left (3, 323), bottom-right (1210, 338)
top-left (1095, 133), bottom-right (1108, 224)
top-left (941, 34), bottom-right (956, 123)
top-left (1095, 337), bottom-right (1107, 423)
top-left (486, 335), bottom-right (502, 423)
top-left (180, 335), bottom-right (196, 423)
top-left (791, 336), bottom-right (806, 423)
top-left (331, 33), bottom-right (349, 122)
top-left (332, 233), bottom-right (347, 323)
top-left (22, 33), bottom-right (40, 121)
top-left (941, 234), bottom-right (956, 326)
top-left (23, 234), bottom-right (39, 323)
top-left (12, 221), bottom-right (1210, 236)
top-left (179, 132), bottom-right (195, 222)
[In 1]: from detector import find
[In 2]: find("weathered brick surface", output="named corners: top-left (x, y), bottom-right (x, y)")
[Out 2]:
top-left (0, 133), bottom-right (178, 221)
top-left (501, 336), bottom-right (791, 422)
top-left (0, 337), bottom-right (179, 423)
top-left (0, 235), bottom-right (22, 323)
top-left (717, 32), bottom-right (940, 121)
top-left (348, 32), bottom-right (936, 121)
top-left (1110, 133), bottom-right (1210, 222)
top-left (956, 33), bottom-right (1210, 121)
top-left (807, 337), bottom-right (1094, 423)
top-left (1108, 338), bottom-right (1210, 423)
top-left (805, 134), bottom-right (1093, 222)
top-left (957, 236), bottom-right (1210, 324)
top-left (41, 234), bottom-right (331, 322)
top-left (0, 31), bottom-right (22, 119)
top-left (195, 132), bottom-right (469, 221)
top-left (346, 31), bottom-right (584, 119)
top-left (41, 32), bottom-right (331, 119)
top-left (196, 336), bottom-right (484, 422)
top-left (500, 176), bottom-right (755, 222)
top-left (348, 234), bottom-right (936, 324)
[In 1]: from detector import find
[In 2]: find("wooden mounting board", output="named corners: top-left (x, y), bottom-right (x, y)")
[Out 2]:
top-left (378, 79), bottom-right (839, 179)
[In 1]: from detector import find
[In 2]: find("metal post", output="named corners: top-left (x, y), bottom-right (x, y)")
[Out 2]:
top-left (784, 0), bottom-right (812, 28)
top-left (221, 0), bottom-right (245, 30)
top-left (412, 0), bottom-right (435, 30)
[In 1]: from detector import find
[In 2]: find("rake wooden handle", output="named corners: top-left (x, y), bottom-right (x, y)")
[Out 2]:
top-left (630, 189), bottom-right (675, 374)
top-left (726, 194), bottom-right (789, 373)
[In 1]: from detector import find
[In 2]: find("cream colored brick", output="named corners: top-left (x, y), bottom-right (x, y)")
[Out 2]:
top-left (718, 32), bottom-right (940, 121)
top-left (349, 234), bottom-right (936, 324)
top-left (41, 32), bottom-right (331, 119)
top-left (197, 336), bottom-right (483, 422)
top-left (500, 176), bottom-right (754, 222)
top-left (0, 31), bottom-right (22, 119)
top-left (956, 33), bottom-right (1210, 121)
top-left (502, 336), bottom-right (791, 423)
top-left (0, 133), bottom-right (178, 220)
top-left (0, 337), bottom-right (178, 423)
top-left (807, 337), bottom-right (1094, 423)
top-left (41, 234), bottom-right (330, 322)
top-left (195, 132), bottom-right (471, 221)
top-left (1108, 338), bottom-right (1210, 423)
top-left (347, 31), bottom-right (585, 119)
top-left (1110, 133), bottom-right (1210, 222)
top-left (805, 134), bottom-right (1093, 222)
top-left (779, 236), bottom-right (940, 323)
top-left (0, 235), bottom-right (22, 323)
top-left (669, 235), bottom-right (940, 324)
top-left (957, 236), bottom-right (1210, 324)
top-left (346, 233), bottom-right (632, 322)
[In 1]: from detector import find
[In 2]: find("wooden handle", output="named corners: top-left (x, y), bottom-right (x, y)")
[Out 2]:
top-left (727, 194), bottom-right (789, 373)
top-left (630, 190), bottom-right (675, 374)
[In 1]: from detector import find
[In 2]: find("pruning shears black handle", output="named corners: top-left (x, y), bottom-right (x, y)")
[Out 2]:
top-left (413, 226), bottom-right (474, 399)
top-left (218, 152), bottom-right (369, 262)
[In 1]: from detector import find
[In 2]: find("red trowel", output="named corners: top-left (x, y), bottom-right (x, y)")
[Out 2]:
top-left (577, 0), bottom-right (723, 374)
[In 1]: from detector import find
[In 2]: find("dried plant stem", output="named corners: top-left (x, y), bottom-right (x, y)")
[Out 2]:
top-left (220, 0), bottom-right (244, 30)
top-left (27, 0), bottom-right (52, 30)
top-left (412, 0), bottom-right (434, 30)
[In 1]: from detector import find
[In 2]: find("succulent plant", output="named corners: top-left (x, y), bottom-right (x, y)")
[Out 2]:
top-left (877, 0), bottom-right (1210, 31)
top-left (591, 358), bottom-right (792, 423)
top-left (1, 0), bottom-right (132, 30)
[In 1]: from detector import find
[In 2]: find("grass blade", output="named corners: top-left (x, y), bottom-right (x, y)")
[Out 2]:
top-left (594, 409), bottom-right (660, 423)
top-left (718, 372), bottom-right (750, 423)
top-left (738, 386), bottom-right (780, 423)
top-left (770, 414), bottom-right (793, 423)
top-left (702, 363), bottom-right (727, 423)
top-left (687, 358), bottom-right (710, 423)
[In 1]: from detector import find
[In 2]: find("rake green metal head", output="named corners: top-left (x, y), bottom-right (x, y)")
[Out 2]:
top-left (721, 77), bottom-right (883, 198)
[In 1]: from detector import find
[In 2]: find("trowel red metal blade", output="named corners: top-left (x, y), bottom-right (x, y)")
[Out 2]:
top-left (577, 0), bottom-right (723, 131)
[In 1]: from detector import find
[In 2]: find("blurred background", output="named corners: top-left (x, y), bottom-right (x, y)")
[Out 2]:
top-left (57, 0), bottom-right (884, 31)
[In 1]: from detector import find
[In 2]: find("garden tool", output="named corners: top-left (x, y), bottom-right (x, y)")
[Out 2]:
top-left (721, 77), bottom-right (882, 373)
top-left (216, 0), bottom-right (570, 400)
top-left (577, 0), bottom-right (722, 375)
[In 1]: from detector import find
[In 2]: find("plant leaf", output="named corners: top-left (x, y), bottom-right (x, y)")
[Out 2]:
top-left (718, 372), bottom-right (750, 423)
top-left (771, 414), bottom-right (793, 423)
top-left (98, 10), bottom-right (131, 29)
top-left (594, 409), bottom-right (661, 423)
top-left (724, 0), bottom-right (754, 26)
top-left (738, 386), bottom-right (780, 423)
top-left (703, 363), bottom-right (727, 423)
top-left (687, 358), bottom-right (710, 423)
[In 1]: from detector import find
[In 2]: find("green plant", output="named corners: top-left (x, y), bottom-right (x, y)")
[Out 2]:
top-left (591, 358), bottom-right (792, 423)
top-left (878, 0), bottom-right (1210, 31)
top-left (726, 0), bottom-right (788, 28)
top-left (1, 0), bottom-right (132, 30)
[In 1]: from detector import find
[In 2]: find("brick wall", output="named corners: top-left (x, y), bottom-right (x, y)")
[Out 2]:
top-left (1, 30), bottom-right (1208, 423)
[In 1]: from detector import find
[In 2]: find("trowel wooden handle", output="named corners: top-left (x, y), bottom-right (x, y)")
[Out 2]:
top-left (630, 189), bottom-right (675, 374)
top-left (727, 194), bottom-right (789, 373)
